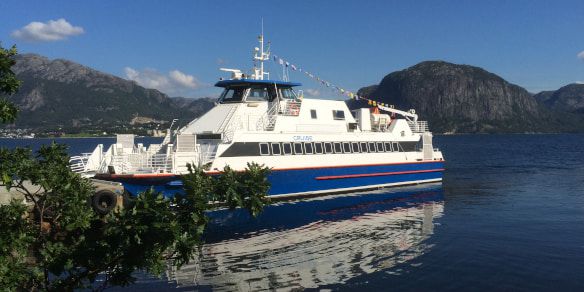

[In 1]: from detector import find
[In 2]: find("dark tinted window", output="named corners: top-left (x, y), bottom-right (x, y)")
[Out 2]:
top-left (294, 142), bottom-right (304, 154)
top-left (351, 142), bottom-right (360, 153)
top-left (271, 143), bottom-right (281, 155)
top-left (314, 142), bottom-right (323, 154)
top-left (304, 142), bottom-right (314, 154)
top-left (282, 143), bottom-right (292, 155)
top-left (324, 142), bottom-right (333, 153)
top-left (219, 87), bottom-right (246, 103)
top-left (310, 109), bottom-right (317, 119)
top-left (384, 142), bottom-right (392, 152)
top-left (333, 142), bottom-right (342, 153)
top-left (393, 142), bottom-right (400, 152)
top-left (333, 110), bottom-right (345, 120)
top-left (368, 142), bottom-right (376, 152)
top-left (360, 142), bottom-right (368, 152)
top-left (246, 86), bottom-right (270, 102)
top-left (376, 142), bottom-right (384, 152)
top-left (343, 142), bottom-right (351, 153)
top-left (259, 143), bottom-right (270, 155)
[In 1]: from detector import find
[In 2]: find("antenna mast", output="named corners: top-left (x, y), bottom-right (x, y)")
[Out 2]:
top-left (253, 19), bottom-right (270, 80)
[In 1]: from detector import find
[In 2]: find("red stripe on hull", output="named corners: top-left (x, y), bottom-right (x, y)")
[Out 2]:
top-left (314, 168), bottom-right (445, 180)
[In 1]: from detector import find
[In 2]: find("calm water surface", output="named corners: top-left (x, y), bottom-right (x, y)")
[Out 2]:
top-left (1, 134), bottom-right (583, 291)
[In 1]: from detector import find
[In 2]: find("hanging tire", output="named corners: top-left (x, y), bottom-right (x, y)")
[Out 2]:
top-left (92, 190), bottom-right (118, 215)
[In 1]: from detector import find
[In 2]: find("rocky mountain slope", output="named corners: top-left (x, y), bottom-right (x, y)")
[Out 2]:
top-left (534, 83), bottom-right (584, 114)
top-left (352, 61), bottom-right (574, 133)
top-left (4, 54), bottom-right (214, 132)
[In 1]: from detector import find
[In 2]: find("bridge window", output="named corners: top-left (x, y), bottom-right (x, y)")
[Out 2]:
top-left (324, 142), bottom-right (333, 154)
top-left (259, 143), bottom-right (270, 155)
top-left (314, 142), bottom-right (323, 154)
top-left (219, 86), bottom-right (246, 103)
top-left (351, 142), bottom-right (360, 153)
top-left (271, 143), bottom-right (282, 155)
top-left (246, 86), bottom-right (270, 102)
top-left (294, 142), bottom-right (304, 154)
top-left (282, 142), bottom-right (293, 155)
top-left (343, 142), bottom-right (351, 153)
top-left (304, 142), bottom-right (314, 154)
top-left (333, 110), bottom-right (345, 120)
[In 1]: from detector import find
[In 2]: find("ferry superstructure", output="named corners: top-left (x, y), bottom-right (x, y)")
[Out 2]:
top-left (71, 34), bottom-right (444, 198)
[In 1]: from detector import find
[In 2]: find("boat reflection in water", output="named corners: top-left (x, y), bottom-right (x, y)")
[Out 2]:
top-left (169, 184), bottom-right (444, 291)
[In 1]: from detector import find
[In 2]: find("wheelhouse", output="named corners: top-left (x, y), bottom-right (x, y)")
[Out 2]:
top-left (215, 79), bottom-right (303, 104)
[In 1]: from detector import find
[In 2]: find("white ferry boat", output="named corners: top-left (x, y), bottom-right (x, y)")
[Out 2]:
top-left (71, 34), bottom-right (444, 199)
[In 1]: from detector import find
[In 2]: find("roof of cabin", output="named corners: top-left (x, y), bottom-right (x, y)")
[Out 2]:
top-left (215, 79), bottom-right (302, 88)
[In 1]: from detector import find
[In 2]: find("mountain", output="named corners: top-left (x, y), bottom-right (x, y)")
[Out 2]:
top-left (352, 61), bottom-right (572, 133)
top-left (4, 54), bottom-right (214, 132)
top-left (534, 83), bottom-right (584, 114)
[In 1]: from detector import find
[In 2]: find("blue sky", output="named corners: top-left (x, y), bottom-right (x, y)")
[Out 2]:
top-left (1, 0), bottom-right (583, 98)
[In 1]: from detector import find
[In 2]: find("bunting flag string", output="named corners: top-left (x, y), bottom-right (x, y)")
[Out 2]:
top-left (271, 54), bottom-right (392, 108)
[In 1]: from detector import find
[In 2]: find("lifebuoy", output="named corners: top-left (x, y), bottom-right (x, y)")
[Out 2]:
top-left (91, 190), bottom-right (118, 215)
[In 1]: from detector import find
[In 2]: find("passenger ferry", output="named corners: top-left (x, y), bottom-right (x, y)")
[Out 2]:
top-left (70, 34), bottom-right (444, 199)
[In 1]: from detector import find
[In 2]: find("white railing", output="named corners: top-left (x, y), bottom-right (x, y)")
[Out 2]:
top-left (408, 121), bottom-right (429, 133)
top-left (69, 153), bottom-right (91, 173)
top-left (256, 101), bottom-right (279, 131)
top-left (110, 153), bottom-right (172, 174)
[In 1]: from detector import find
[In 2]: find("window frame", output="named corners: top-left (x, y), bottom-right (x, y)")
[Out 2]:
top-left (360, 142), bottom-right (369, 153)
top-left (294, 142), bottom-right (304, 155)
top-left (271, 143), bottom-right (282, 155)
top-left (368, 142), bottom-right (377, 152)
top-left (384, 142), bottom-right (393, 152)
top-left (314, 142), bottom-right (323, 154)
top-left (342, 142), bottom-right (351, 153)
top-left (304, 142), bottom-right (314, 154)
top-left (332, 110), bottom-right (345, 120)
top-left (282, 142), bottom-right (293, 155)
top-left (324, 142), bottom-right (333, 154)
top-left (259, 143), bottom-right (270, 156)
top-left (333, 142), bottom-right (343, 154)
top-left (310, 109), bottom-right (317, 119)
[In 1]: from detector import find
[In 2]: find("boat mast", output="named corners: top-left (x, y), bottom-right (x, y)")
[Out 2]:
top-left (253, 20), bottom-right (270, 80)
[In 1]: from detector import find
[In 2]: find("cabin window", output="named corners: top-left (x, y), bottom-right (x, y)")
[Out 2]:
top-left (282, 142), bottom-right (293, 155)
top-left (392, 142), bottom-right (400, 152)
top-left (332, 110), bottom-right (345, 120)
top-left (324, 142), bottom-right (333, 154)
top-left (342, 142), bottom-right (351, 153)
top-left (360, 142), bottom-right (369, 152)
top-left (384, 142), bottom-right (392, 152)
top-left (310, 109), bottom-right (317, 119)
top-left (304, 142), bottom-right (314, 154)
top-left (314, 142), bottom-right (323, 154)
top-left (368, 142), bottom-right (377, 152)
top-left (259, 143), bottom-right (270, 155)
top-left (294, 142), bottom-right (304, 155)
top-left (376, 142), bottom-right (384, 153)
top-left (271, 143), bottom-right (282, 155)
top-left (280, 87), bottom-right (297, 100)
top-left (333, 142), bottom-right (343, 153)
top-left (219, 87), bottom-right (246, 103)
top-left (246, 86), bottom-right (270, 102)
top-left (351, 142), bottom-right (360, 153)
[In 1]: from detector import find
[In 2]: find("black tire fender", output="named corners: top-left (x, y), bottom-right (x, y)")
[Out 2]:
top-left (92, 190), bottom-right (118, 215)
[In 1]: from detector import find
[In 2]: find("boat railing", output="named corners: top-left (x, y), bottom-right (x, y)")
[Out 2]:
top-left (280, 100), bottom-right (302, 116)
top-left (408, 120), bottom-right (429, 133)
top-left (110, 153), bottom-right (171, 174)
top-left (256, 101), bottom-right (279, 131)
top-left (69, 153), bottom-right (91, 173)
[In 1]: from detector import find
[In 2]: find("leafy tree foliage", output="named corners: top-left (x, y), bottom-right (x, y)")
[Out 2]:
top-left (0, 44), bottom-right (19, 123)
top-left (0, 44), bottom-right (271, 290)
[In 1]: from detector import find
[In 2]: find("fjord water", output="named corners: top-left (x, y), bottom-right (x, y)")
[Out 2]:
top-left (1, 135), bottom-right (583, 291)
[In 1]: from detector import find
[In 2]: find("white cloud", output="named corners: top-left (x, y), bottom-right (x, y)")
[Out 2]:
top-left (169, 70), bottom-right (199, 88)
top-left (578, 51), bottom-right (584, 60)
top-left (305, 88), bottom-right (320, 97)
top-left (124, 67), bottom-right (201, 96)
top-left (11, 18), bottom-right (84, 42)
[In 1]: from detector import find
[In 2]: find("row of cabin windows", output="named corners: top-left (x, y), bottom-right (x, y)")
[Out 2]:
top-left (259, 141), bottom-right (403, 156)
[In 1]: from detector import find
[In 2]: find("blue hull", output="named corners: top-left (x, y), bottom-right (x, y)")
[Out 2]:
top-left (102, 161), bottom-right (444, 198)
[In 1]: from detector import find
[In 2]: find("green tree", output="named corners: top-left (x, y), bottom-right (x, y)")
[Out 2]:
top-left (0, 44), bottom-right (271, 291)
top-left (0, 44), bottom-right (19, 123)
